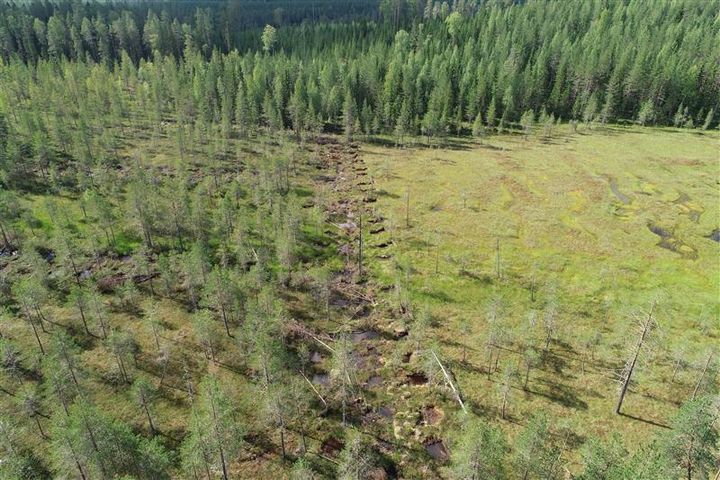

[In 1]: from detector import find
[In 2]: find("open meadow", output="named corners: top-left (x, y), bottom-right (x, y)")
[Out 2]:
top-left (362, 125), bottom-right (719, 469)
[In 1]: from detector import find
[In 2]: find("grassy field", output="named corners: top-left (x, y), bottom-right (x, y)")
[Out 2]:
top-left (361, 125), bottom-right (719, 470)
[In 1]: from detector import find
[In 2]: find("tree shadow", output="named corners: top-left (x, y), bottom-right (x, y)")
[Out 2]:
top-left (618, 412), bottom-right (670, 429)
top-left (526, 379), bottom-right (588, 410)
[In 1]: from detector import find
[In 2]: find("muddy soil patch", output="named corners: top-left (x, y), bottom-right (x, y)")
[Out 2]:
top-left (407, 372), bottom-right (428, 385)
top-left (352, 330), bottom-right (379, 342)
top-left (424, 439), bottom-right (449, 462)
top-left (421, 406), bottom-right (444, 426)
top-left (647, 223), bottom-right (697, 259)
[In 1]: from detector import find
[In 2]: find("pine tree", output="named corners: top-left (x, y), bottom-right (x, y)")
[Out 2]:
top-left (262, 24), bottom-right (277, 53)
top-left (343, 91), bottom-right (358, 142)
top-left (451, 418), bottom-right (507, 479)
top-left (337, 430), bottom-right (377, 479)
top-left (513, 412), bottom-right (561, 480)
top-left (663, 395), bottom-right (718, 480)
top-left (182, 376), bottom-right (245, 480)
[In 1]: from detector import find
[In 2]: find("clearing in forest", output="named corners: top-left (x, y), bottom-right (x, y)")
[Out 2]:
top-left (361, 125), bottom-right (719, 462)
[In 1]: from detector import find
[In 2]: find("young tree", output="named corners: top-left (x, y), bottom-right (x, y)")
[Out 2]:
top-left (513, 412), bottom-right (561, 480)
top-left (663, 395), bottom-right (718, 480)
top-left (88, 287), bottom-right (109, 339)
top-left (579, 433), bottom-right (627, 480)
top-left (343, 91), bottom-right (358, 142)
top-left (192, 309), bottom-right (222, 363)
top-left (291, 458), bottom-right (317, 480)
top-left (521, 345), bottom-right (541, 391)
top-left (50, 399), bottom-right (171, 479)
top-left (182, 376), bottom-right (245, 480)
top-left (107, 330), bottom-right (139, 384)
top-left (0, 414), bottom-right (45, 479)
top-left (67, 284), bottom-right (92, 336)
top-left (451, 417), bottom-right (508, 479)
top-left (16, 383), bottom-right (46, 438)
top-left (484, 297), bottom-right (505, 376)
top-left (261, 24), bottom-right (277, 53)
top-left (337, 430), bottom-right (378, 480)
top-left (542, 300), bottom-right (559, 353)
top-left (496, 364), bottom-right (515, 419)
top-left (472, 113), bottom-right (485, 142)
top-left (520, 109), bottom-right (535, 138)
top-left (637, 99), bottom-right (655, 126)
top-left (690, 350), bottom-right (716, 400)
top-left (701, 108), bottom-right (714, 130)
top-left (331, 333), bottom-right (357, 426)
top-left (132, 377), bottom-right (158, 434)
top-left (143, 299), bottom-right (164, 353)
top-left (13, 277), bottom-right (48, 354)
top-left (203, 267), bottom-right (241, 337)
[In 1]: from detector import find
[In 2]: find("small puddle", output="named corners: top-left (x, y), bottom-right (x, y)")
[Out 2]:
top-left (674, 193), bottom-right (704, 223)
top-left (310, 351), bottom-right (324, 363)
top-left (378, 406), bottom-right (394, 418)
top-left (352, 331), bottom-right (379, 343)
top-left (366, 376), bottom-right (383, 388)
top-left (312, 373), bottom-right (330, 386)
top-left (608, 178), bottom-right (631, 205)
top-left (648, 223), bottom-right (671, 239)
top-left (647, 223), bottom-right (697, 259)
top-left (708, 229), bottom-right (720, 243)
top-left (424, 439), bottom-right (449, 462)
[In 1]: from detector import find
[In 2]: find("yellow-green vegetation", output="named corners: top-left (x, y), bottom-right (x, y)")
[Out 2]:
top-left (362, 126), bottom-right (719, 468)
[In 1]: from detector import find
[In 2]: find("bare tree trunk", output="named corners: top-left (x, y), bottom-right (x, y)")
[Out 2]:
top-left (279, 418), bottom-right (286, 461)
top-left (431, 350), bottom-right (467, 413)
top-left (405, 190), bottom-right (410, 227)
top-left (34, 416), bottom-right (45, 438)
top-left (220, 305), bottom-right (232, 337)
top-left (30, 320), bottom-right (45, 355)
top-left (691, 352), bottom-right (713, 401)
top-left (77, 302), bottom-right (90, 336)
top-left (141, 393), bottom-right (156, 434)
top-left (209, 391), bottom-right (229, 480)
top-left (615, 303), bottom-right (655, 415)
top-left (524, 365), bottom-right (531, 390)
top-left (82, 414), bottom-right (107, 478)
top-left (0, 222), bottom-right (11, 248)
top-left (66, 439), bottom-right (87, 480)
top-left (671, 358), bottom-right (681, 382)
top-left (357, 212), bottom-right (363, 277)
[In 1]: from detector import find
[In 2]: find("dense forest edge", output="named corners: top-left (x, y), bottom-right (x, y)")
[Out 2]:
top-left (0, 0), bottom-right (718, 479)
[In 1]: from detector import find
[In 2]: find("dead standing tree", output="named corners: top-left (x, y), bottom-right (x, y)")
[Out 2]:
top-left (615, 301), bottom-right (658, 415)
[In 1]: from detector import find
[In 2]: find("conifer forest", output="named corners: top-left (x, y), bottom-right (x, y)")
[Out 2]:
top-left (0, 0), bottom-right (718, 478)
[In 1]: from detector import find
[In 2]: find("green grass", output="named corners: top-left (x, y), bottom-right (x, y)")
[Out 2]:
top-left (361, 125), bottom-right (719, 469)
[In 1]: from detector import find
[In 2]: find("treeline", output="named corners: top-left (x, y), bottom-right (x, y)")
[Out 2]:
top-left (0, 0), bottom-right (717, 132)
top-left (0, 0), bottom-right (384, 62)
